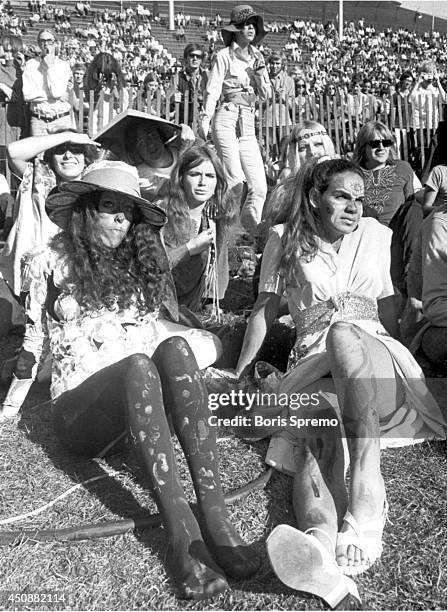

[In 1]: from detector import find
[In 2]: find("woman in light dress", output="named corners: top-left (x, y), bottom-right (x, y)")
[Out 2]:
top-left (226, 158), bottom-right (445, 608)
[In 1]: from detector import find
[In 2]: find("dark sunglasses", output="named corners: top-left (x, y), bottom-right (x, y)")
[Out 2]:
top-left (368, 138), bottom-right (393, 148)
top-left (189, 53), bottom-right (202, 59)
top-left (53, 143), bottom-right (85, 155)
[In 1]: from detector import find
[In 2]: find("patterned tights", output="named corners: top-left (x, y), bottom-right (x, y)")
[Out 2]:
top-left (53, 337), bottom-right (258, 600)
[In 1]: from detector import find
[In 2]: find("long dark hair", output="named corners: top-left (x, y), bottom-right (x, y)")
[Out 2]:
top-left (281, 159), bottom-right (364, 283)
top-left (162, 144), bottom-right (237, 245)
top-left (51, 192), bottom-right (167, 314)
top-left (85, 52), bottom-right (126, 103)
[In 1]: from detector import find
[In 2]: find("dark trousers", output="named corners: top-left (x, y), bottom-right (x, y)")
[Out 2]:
top-left (390, 200), bottom-right (423, 296)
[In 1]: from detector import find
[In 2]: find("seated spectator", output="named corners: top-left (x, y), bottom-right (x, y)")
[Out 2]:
top-left (0, 161), bottom-right (259, 602)
top-left (403, 203), bottom-right (447, 366)
top-left (226, 159), bottom-right (445, 608)
top-left (158, 144), bottom-right (237, 313)
top-left (22, 29), bottom-right (73, 135)
top-left (1, 130), bottom-right (99, 294)
top-left (96, 109), bottom-right (195, 201)
top-left (176, 25), bottom-right (186, 41)
top-left (137, 72), bottom-right (165, 114)
top-left (422, 163), bottom-right (447, 215)
top-left (352, 121), bottom-right (423, 298)
top-left (255, 121), bottom-right (337, 296)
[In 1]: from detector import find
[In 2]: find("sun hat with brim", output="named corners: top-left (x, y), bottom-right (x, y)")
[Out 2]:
top-left (46, 160), bottom-right (167, 230)
top-left (95, 109), bottom-right (181, 152)
top-left (221, 4), bottom-right (268, 46)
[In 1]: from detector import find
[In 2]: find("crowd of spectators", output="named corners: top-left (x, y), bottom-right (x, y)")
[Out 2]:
top-left (1, 1), bottom-right (447, 97)
top-left (1, 4), bottom-right (447, 157)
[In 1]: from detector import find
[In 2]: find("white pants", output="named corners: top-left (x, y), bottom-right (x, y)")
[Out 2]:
top-left (212, 103), bottom-right (267, 235)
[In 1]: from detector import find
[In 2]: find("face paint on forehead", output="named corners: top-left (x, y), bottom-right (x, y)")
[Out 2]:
top-left (297, 130), bottom-right (328, 142)
top-left (347, 178), bottom-right (364, 196)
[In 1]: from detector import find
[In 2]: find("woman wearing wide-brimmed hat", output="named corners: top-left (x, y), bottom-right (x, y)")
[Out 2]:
top-left (96, 109), bottom-right (195, 202)
top-left (0, 160), bottom-right (259, 600)
top-left (198, 4), bottom-right (271, 238)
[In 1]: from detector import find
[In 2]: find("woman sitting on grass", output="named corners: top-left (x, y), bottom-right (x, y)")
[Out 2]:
top-left (227, 159), bottom-right (445, 608)
top-left (0, 161), bottom-right (258, 600)
top-left (159, 144), bottom-right (237, 313)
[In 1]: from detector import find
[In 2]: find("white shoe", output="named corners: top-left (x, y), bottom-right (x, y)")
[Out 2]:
top-left (267, 524), bottom-right (361, 609)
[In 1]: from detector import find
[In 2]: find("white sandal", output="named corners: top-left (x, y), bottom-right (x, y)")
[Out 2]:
top-left (267, 524), bottom-right (361, 609)
top-left (336, 501), bottom-right (388, 576)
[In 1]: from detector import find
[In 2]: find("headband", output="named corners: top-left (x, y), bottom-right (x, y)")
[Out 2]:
top-left (296, 130), bottom-right (328, 143)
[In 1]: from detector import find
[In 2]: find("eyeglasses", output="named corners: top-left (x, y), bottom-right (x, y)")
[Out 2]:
top-left (368, 138), bottom-right (393, 148)
top-left (39, 38), bottom-right (55, 44)
top-left (53, 143), bottom-right (85, 155)
top-left (189, 53), bottom-right (202, 59)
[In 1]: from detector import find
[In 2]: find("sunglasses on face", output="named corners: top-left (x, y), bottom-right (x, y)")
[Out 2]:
top-left (189, 53), bottom-right (202, 59)
top-left (53, 143), bottom-right (85, 155)
top-left (368, 138), bottom-right (393, 148)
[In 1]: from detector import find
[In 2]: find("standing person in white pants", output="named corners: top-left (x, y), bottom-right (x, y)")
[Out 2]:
top-left (198, 5), bottom-right (271, 239)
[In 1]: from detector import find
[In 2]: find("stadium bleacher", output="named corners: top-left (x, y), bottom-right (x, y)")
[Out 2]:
top-left (8, 0), bottom-right (447, 64)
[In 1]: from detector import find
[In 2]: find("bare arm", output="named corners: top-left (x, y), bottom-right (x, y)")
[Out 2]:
top-left (7, 132), bottom-right (99, 178)
top-left (378, 295), bottom-right (400, 340)
top-left (434, 69), bottom-right (447, 103)
top-left (235, 291), bottom-right (281, 377)
top-left (422, 186), bottom-right (438, 216)
top-left (164, 229), bottom-right (214, 268)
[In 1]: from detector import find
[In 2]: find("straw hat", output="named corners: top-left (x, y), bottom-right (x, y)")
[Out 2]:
top-left (221, 4), bottom-right (268, 46)
top-left (95, 109), bottom-right (181, 150)
top-left (46, 160), bottom-right (167, 230)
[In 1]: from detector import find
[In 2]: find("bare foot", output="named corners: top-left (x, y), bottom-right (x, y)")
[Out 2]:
top-left (336, 502), bottom-right (387, 573)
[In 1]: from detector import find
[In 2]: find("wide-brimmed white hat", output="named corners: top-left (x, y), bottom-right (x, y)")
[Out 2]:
top-left (46, 160), bottom-right (167, 229)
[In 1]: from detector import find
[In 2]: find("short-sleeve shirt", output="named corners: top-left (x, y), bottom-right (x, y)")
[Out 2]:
top-left (363, 159), bottom-right (421, 226)
top-left (424, 165), bottom-right (447, 208)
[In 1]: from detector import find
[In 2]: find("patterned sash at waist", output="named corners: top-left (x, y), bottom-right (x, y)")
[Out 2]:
top-left (294, 292), bottom-right (379, 335)
top-left (288, 293), bottom-right (379, 368)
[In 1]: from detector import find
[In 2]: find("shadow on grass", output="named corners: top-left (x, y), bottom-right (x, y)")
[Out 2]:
top-left (12, 385), bottom-right (280, 601)
top-left (12, 388), bottom-right (192, 596)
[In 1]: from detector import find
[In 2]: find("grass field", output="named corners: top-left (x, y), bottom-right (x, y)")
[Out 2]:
top-left (0, 374), bottom-right (446, 611)
top-left (0, 272), bottom-right (446, 611)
